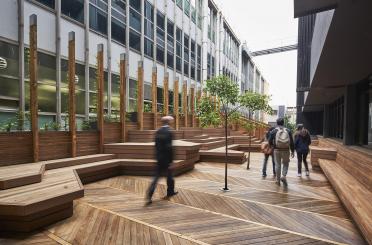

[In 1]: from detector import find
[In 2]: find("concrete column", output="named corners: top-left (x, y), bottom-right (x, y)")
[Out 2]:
top-left (218, 15), bottom-right (223, 75)
top-left (343, 84), bottom-right (357, 145)
top-left (201, 0), bottom-right (208, 88)
top-left (68, 32), bottom-right (76, 157)
top-left (84, 0), bottom-right (90, 119)
top-left (238, 43), bottom-right (242, 94)
top-left (107, 0), bottom-right (112, 116)
top-left (119, 53), bottom-right (127, 142)
top-left (97, 44), bottom-right (105, 153)
top-left (215, 11), bottom-right (220, 76)
top-left (141, 0), bottom-right (145, 60)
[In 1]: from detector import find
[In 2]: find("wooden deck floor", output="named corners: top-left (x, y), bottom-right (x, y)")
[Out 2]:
top-left (0, 153), bottom-right (366, 245)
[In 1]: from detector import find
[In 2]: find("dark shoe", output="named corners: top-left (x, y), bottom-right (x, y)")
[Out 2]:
top-left (281, 177), bottom-right (288, 186)
top-left (166, 191), bottom-right (178, 198)
top-left (145, 199), bottom-right (152, 206)
top-left (262, 173), bottom-right (267, 177)
top-left (275, 181), bottom-right (281, 186)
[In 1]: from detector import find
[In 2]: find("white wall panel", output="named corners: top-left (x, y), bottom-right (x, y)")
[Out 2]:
top-left (129, 51), bottom-right (141, 79)
top-left (167, 68), bottom-right (174, 89)
top-left (156, 63), bottom-right (164, 86)
top-left (175, 8), bottom-right (183, 27)
top-left (143, 57), bottom-right (153, 83)
top-left (0, 0), bottom-right (18, 42)
top-left (167, 1), bottom-right (175, 21)
top-left (60, 19), bottom-right (85, 62)
top-left (24, 2), bottom-right (56, 53)
top-left (111, 42), bottom-right (126, 73)
top-left (88, 32), bottom-right (108, 67)
top-left (157, 0), bottom-right (165, 12)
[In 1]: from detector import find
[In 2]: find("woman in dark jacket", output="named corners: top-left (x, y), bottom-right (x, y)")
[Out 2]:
top-left (294, 125), bottom-right (311, 177)
top-left (262, 127), bottom-right (276, 177)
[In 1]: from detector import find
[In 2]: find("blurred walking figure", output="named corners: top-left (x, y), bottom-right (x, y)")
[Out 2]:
top-left (146, 116), bottom-right (178, 205)
top-left (269, 118), bottom-right (295, 186)
top-left (261, 127), bottom-right (276, 177)
top-left (294, 124), bottom-right (311, 177)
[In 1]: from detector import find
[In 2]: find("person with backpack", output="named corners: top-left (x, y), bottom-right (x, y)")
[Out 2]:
top-left (294, 124), bottom-right (311, 177)
top-left (261, 127), bottom-right (276, 177)
top-left (268, 118), bottom-right (295, 186)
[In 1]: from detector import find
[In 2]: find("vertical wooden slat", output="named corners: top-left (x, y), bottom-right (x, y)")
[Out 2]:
top-left (68, 32), bottom-right (76, 157)
top-left (97, 44), bottom-right (104, 153)
top-left (174, 78), bottom-right (179, 130)
top-left (163, 73), bottom-right (169, 115)
top-left (120, 53), bottom-right (126, 142)
top-left (190, 84), bottom-right (195, 128)
top-left (137, 61), bottom-right (144, 130)
top-left (29, 14), bottom-right (39, 162)
top-left (183, 81), bottom-right (187, 127)
top-left (152, 66), bottom-right (157, 129)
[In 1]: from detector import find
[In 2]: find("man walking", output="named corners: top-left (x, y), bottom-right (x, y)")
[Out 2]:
top-left (146, 116), bottom-right (178, 205)
top-left (269, 118), bottom-right (295, 186)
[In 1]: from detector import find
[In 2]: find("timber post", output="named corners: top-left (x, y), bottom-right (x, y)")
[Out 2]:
top-left (152, 66), bottom-right (157, 129)
top-left (97, 44), bottom-right (104, 153)
top-left (190, 84), bottom-right (195, 128)
top-left (174, 78), bottom-right (179, 130)
top-left (30, 14), bottom-right (39, 162)
top-left (163, 73), bottom-right (169, 115)
top-left (119, 53), bottom-right (126, 142)
top-left (137, 61), bottom-right (144, 130)
top-left (68, 31), bottom-right (76, 157)
top-left (183, 81), bottom-right (187, 127)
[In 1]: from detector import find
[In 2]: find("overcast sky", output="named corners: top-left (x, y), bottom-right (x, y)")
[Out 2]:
top-left (214, 0), bottom-right (298, 107)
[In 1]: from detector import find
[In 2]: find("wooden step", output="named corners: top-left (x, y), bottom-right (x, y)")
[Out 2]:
top-left (42, 154), bottom-right (116, 170)
top-left (199, 144), bottom-right (247, 164)
top-left (0, 163), bottom-right (44, 190)
top-left (319, 159), bottom-right (372, 244)
top-left (310, 146), bottom-right (337, 170)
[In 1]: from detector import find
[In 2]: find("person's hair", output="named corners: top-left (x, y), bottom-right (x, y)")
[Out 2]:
top-left (297, 124), bottom-right (304, 131)
top-left (161, 118), bottom-right (170, 125)
top-left (276, 118), bottom-right (284, 126)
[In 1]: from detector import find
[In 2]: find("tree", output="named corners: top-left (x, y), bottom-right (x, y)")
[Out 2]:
top-left (197, 76), bottom-right (272, 190)
top-left (239, 91), bottom-right (272, 169)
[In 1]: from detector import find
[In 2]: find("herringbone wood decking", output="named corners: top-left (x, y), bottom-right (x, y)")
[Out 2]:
top-left (0, 153), bottom-right (366, 244)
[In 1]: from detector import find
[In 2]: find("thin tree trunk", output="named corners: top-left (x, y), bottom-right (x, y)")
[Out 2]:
top-left (247, 114), bottom-right (252, 169)
top-left (224, 113), bottom-right (228, 190)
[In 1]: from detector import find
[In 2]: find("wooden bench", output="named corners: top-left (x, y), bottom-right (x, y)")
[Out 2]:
top-left (0, 163), bottom-right (44, 190)
top-left (310, 146), bottom-right (337, 170)
top-left (199, 144), bottom-right (247, 164)
top-left (319, 159), bottom-right (372, 244)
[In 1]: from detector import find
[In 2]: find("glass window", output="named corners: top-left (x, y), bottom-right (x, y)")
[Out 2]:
top-left (0, 41), bottom-right (19, 110)
top-left (129, 30), bottom-right (141, 52)
top-left (129, 8), bottom-right (141, 32)
top-left (176, 0), bottom-right (183, 9)
top-left (184, 0), bottom-right (190, 16)
top-left (128, 79), bottom-right (137, 112)
top-left (144, 1), bottom-right (154, 58)
top-left (167, 20), bottom-right (174, 69)
top-left (89, 2), bottom-right (108, 35)
top-left (111, 0), bottom-right (126, 45)
top-left (144, 38), bottom-right (153, 58)
top-left (35, 0), bottom-right (55, 9)
top-left (156, 12), bottom-right (165, 64)
top-left (176, 27), bottom-right (182, 72)
top-left (62, 0), bottom-right (84, 23)
top-left (129, 0), bottom-right (141, 12)
top-left (111, 73), bottom-right (120, 112)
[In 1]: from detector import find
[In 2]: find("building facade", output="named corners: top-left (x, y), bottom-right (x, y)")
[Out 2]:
top-left (296, 0), bottom-right (372, 146)
top-left (0, 0), bottom-right (268, 129)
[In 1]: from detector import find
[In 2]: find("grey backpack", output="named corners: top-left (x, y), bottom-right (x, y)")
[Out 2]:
top-left (275, 127), bottom-right (290, 149)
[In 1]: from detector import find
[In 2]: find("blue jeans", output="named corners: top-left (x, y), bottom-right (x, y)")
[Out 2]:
top-left (262, 153), bottom-right (276, 176)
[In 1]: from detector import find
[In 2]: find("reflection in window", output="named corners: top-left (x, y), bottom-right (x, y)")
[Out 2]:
top-left (0, 41), bottom-right (19, 110)
top-left (191, 40), bottom-right (195, 80)
top-left (167, 20), bottom-right (174, 69)
top-left (197, 44), bottom-right (201, 82)
top-left (129, 0), bottom-right (142, 52)
top-left (62, 0), bottom-right (84, 23)
top-left (144, 1), bottom-right (154, 58)
top-left (111, 74), bottom-right (120, 112)
top-left (184, 34), bottom-right (189, 76)
top-left (35, 0), bottom-right (55, 9)
top-left (128, 79), bottom-right (137, 112)
top-left (129, 30), bottom-right (141, 52)
top-left (60, 59), bottom-right (86, 115)
top-left (156, 12), bottom-right (165, 64)
top-left (111, 0), bottom-right (126, 45)
top-left (176, 28), bottom-right (182, 72)
top-left (89, 1), bottom-right (108, 35)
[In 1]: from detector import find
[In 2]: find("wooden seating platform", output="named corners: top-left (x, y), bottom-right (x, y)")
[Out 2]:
top-left (128, 130), bottom-right (184, 142)
top-left (310, 146), bottom-right (337, 170)
top-left (320, 159), bottom-right (372, 244)
top-left (0, 163), bottom-right (44, 190)
top-left (200, 144), bottom-right (248, 164)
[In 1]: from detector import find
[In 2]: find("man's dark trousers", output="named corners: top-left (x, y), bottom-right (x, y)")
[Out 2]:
top-left (147, 165), bottom-right (175, 198)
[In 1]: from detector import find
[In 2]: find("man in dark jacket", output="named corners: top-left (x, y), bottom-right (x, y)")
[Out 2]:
top-left (269, 118), bottom-right (295, 186)
top-left (146, 116), bottom-right (178, 204)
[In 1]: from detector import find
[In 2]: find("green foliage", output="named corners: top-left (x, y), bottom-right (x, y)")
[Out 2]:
top-left (242, 121), bottom-right (256, 134)
top-left (144, 103), bottom-right (152, 113)
top-left (239, 91), bottom-right (272, 116)
top-left (82, 120), bottom-right (91, 130)
top-left (50, 121), bottom-right (61, 131)
top-left (284, 115), bottom-right (296, 132)
top-left (205, 76), bottom-right (239, 109)
top-left (196, 96), bottom-right (222, 128)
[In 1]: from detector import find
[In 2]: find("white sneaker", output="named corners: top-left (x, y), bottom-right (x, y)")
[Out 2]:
top-left (297, 173), bottom-right (301, 177)
top-left (306, 171), bottom-right (310, 176)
